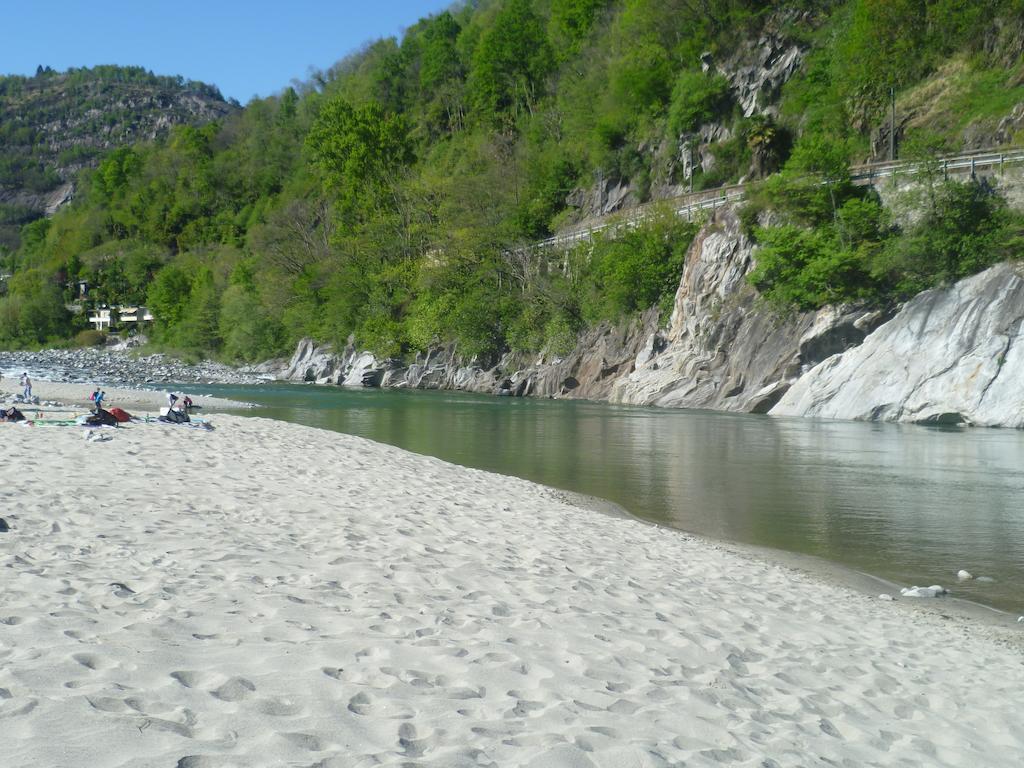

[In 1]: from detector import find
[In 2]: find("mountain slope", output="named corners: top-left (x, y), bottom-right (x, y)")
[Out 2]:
top-left (0, 65), bottom-right (238, 244)
top-left (3, 1), bottom-right (1024, 359)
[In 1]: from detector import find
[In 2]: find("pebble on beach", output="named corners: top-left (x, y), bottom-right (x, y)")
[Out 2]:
top-left (900, 585), bottom-right (948, 598)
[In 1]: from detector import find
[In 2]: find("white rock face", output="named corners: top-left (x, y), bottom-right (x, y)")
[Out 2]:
top-left (957, 570), bottom-right (974, 581)
top-left (610, 209), bottom-right (882, 412)
top-left (341, 352), bottom-right (380, 387)
top-left (772, 263), bottom-right (1024, 427)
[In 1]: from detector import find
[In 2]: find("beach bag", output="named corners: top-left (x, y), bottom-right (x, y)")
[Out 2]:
top-left (109, 407), bottom-right (132, 423)
top-left (159, 408), bottom-right (190, 424)
top-left (85, 408), bottom-right (118, 427)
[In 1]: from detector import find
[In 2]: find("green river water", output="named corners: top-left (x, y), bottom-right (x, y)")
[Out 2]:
top-left (177, 382), bottom-right (1024, 616)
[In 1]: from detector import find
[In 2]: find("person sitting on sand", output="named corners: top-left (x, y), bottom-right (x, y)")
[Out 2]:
top-left (183, 395), bottom-right (193, 410)
top-left (0, 406), bottom-right (25, 422)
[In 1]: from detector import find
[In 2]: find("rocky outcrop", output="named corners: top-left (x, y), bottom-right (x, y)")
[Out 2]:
top-left (609, 209), bottom-right (883, 412)
top-left (277, 209), bottom-right (882, 416)
top-left (562, 13), bottom-right (807, 223)
top-left (280, 310), bottom-right (660, 401)
top-left (712, 30), bottom-right (805, 120)
top-left (274, 209), bottom-right (1024, 430)
top-left (771, 263), bottom-right (1024, 427)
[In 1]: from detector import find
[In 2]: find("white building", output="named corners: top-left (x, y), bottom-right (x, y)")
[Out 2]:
top-left (88, 305), bottom-right (154, 331)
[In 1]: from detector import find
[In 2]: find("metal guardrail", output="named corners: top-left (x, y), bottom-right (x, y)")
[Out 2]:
top-left (535, 147), bottom-right (1024, 251)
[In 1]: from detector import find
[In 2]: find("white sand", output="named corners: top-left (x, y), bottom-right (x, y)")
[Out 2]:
top-left (0, 380), bottom-right (247, 411)
top-left (1, 415), bottom-right (1021, 767)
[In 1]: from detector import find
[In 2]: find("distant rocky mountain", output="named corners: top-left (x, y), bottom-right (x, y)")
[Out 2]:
top-left (0, 65), bottom-right (238, 242)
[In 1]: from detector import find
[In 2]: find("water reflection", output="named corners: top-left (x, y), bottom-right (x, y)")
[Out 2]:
top-left (180, 383), bottom-right (1024, 614)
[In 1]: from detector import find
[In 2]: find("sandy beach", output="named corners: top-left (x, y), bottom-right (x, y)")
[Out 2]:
top-left (0, 379), bottom-right (248, 411)
top-left (1, 414), bottom-right (1022, 767)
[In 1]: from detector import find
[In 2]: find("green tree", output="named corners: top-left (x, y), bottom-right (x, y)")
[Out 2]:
top-left (467, 0), bottom-right (553, 125)
top-left (549, 0), bottom-right (608, 56)
top-left (147, 265), bottom-right (192, 331)
top-left (667, 69), bottom-right (732, 136)
top-left (305, 96), bottom-right (414, 225)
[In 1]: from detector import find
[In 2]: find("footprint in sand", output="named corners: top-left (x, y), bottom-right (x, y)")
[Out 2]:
top-left (321, 667), bottom-right (345, 681)
top-left (171, 671), bottom-right (219, 690)
top-left (125, 696), bottom-right (172, 715)
top-left (354, 646), bottom-right (386, 661)
top-left (0, 698), bottom-right (39, 718)
top-left (280, 732), bottom-right (324, 751)
top-left (175, 757), bottom-right (218, 768)
top-left (254, 697), bottom-right (303, 716)
top-left (398, 722), bottom-right (433, 758)
top-left (210, 677), bottom-right (256, 702)
top-left (86, 696), bottom-right (128, 713)
top-left (72, 653), bottom-right (104, 671)
top-left (347, 692), bottom-right (374, 715)
top-left (511, 699), bottom-right (545, 717)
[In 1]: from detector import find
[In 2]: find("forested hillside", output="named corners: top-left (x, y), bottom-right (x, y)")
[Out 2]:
top-left (3, 0), bottom-right (1024, 359)
top-left (0, 65), bottom-right (236, 250)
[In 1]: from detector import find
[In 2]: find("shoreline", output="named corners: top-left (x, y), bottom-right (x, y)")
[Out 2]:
top-left (552, 488), bottom-right (1023, 632)
top-left (2, 414), bottom-right (1022, 766)
top-left (12, 371), bottom-right (1021, 625)
top-left (0, 379), bottom-right (252, 411)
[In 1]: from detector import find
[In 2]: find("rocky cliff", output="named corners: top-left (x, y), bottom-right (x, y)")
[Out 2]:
top-left (608, 210), bottom-right (884, 412)
top-left (771, 263), bottom-right (1024, 427)
top-left (278, 208), bottom-right (882, 413)
top-left (563, 10), bottom-right (808, 222)
top-left (279, 207), bottom-right (1024, 429)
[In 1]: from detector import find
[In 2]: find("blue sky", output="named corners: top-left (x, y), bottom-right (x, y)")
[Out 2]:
top-left (2, 1), bottom-right (453, 102)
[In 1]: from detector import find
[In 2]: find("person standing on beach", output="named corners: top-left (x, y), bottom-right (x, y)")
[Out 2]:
top-left (95, 390), bottom-right (106, 413)
top-left (21, 373), bottom-right (31, 401)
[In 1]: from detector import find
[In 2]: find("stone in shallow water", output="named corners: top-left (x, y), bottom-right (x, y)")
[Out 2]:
top-left (900, 585), bottom-right (948, 598)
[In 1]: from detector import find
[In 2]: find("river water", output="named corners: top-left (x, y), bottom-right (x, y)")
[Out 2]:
top-left (178, 382), bottom-right (1024, 615)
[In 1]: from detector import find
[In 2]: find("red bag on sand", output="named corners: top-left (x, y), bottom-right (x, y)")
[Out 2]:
top-left (109, 407), bottom-right (132, 423)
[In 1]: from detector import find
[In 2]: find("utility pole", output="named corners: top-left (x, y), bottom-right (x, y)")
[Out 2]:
top-left (889, 87), bottom-right (896, 162)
